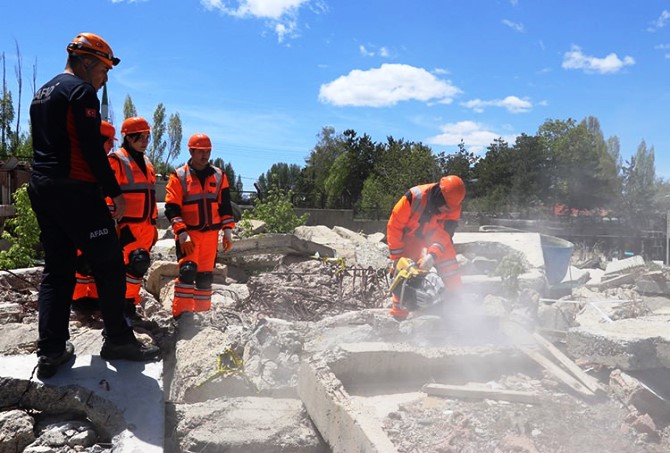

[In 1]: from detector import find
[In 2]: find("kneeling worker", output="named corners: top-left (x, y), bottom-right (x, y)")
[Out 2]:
top-left (386, 175), bottom-right (466, 320)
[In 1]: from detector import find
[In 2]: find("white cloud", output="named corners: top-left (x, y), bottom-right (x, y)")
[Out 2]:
top-left (359, 44), bottom-right (391, 58)
top-left (359, 45), bottom-right (374, 57)
top-left (562, 45), bottom-right (635, 74)
top-left (201, 0), bottom-right (318, 42)
top-left (648, 10), bottom-right (670, 31)
top-left (426, 121), bottom-right (517, 154)
top-left (318, 64), bottom-right (462, 107)
top-left (502, 19), bottom-right (524, 33)
top-left (461, 95), bottom-right (532, 113)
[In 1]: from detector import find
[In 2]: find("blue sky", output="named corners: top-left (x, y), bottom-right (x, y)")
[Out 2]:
top-left (1, 1), bottom-right (669, 190)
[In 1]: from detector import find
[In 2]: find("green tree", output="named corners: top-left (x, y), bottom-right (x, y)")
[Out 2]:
top-left (436, 140), bottom-right (478, 181)
top-left (0, 185), bottom-right (42, 269)
top-left (149, 103), bottom-right (167, 165)
top-left (538, 117), bottom-right (618, 211)
top-left (472, 138), bottom-right (515, 214)
top-left (1, 52), bottom-right (16, 158)
top-left (164, 112), bottom-right (182, 176)
top-left (298, 126), bottom-right (346, 207)
top-left (508, 133), bottom-right (552, 212)
top-left (359, 137), bottom-right (439, 217)
top-left (322, 130), bottom-right (380, 208)
top-left (258, 162), bottom-right (302, 192)
top-left (239, 186), bottom-right (309, 236)
top-left (123, 95), bottom-right (137, 119)
top-left (621, 140), bottom-right (656, 227)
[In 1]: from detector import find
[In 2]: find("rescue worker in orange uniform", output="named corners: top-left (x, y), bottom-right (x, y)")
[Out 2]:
top-left (107, 117), bottom-right (158, 321)
top-left (164, 133), bottom-right (235, 319)
top-left (72, 117), bottom-right (158, 322)
top-left (72, 120), bottom-right (117, 310)
top-left (386, 175), bottom-right (466, 320)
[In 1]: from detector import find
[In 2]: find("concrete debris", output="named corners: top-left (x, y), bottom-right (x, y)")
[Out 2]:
top-left (2, 226), bottom-right (670, 452)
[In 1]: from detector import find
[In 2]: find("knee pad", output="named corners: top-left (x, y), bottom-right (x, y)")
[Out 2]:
top-left (195, 272), bottom-right (213, 290)
top-left (179, 261), bottom-right (198, 284)
top-left (127, 248), bottom-right (151, 277)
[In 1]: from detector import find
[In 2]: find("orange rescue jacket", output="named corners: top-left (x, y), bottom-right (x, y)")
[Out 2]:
top-left (107, 147), bottom-right (157, 224)
top-left (387, 182), bottom-right (460, 261)
top-left (165, 163), bottom-right (235, 234)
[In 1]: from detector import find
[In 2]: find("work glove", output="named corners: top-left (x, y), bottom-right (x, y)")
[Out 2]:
top-left (178, 231), bottom-right (195, 256)
top-left (418, 253), bottom-right (435, 271)
top-left (222, 228), bottom-right (233, 253)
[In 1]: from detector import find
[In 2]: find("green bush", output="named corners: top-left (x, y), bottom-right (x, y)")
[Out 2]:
top-left (238, 186), bottom-right (309, 237)
top-left (494, 251), bottom-right (528, 297)
top-left (0, 184), bottom-right (42, 270)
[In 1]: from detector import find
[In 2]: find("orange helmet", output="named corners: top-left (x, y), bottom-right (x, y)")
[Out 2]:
top-left (188, 133), bottom-right (212, 150)
top-left (100, 121), bottom-right (117, 141)
top-left (66, 32), bottom-right (120, 69)
top-left (121, 117), bottom-right (151, 136)
top-left (439, 175), bottom-right (466, 208)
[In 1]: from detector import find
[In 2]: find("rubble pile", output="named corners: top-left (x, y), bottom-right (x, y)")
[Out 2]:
top-left (1, 226), bottom-right (670, 452)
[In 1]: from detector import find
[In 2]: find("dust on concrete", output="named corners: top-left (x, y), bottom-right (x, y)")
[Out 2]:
top-left (3, 228), bottom-right (670, 452)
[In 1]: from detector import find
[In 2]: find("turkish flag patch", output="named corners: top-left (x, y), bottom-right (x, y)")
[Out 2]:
top-left (85, 108), bottom-right (97, 118)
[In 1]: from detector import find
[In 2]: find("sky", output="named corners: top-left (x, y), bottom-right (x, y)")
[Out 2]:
top-left (1, 0), bottom-right (669, 191)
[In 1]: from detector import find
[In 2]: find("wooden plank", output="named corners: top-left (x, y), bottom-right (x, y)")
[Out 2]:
top-left (423, 383), bottom-right (542, 405)
top-left (500, 321), bottom-right (594, 397)
top-left (516, 343), bottom-right (594, 396)
top-left (532, 332), bottom-right (605, 395)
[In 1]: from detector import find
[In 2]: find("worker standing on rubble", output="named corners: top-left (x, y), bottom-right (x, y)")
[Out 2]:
top-left (107, 116), bottom-right (158, 322)
top-left (164, 133), bottom-right (236, 319)
top-left (72, 117), bottom-right (158, 325)
top-left (28, 32), bottom-right (160, 379)
top-left (386, 175), bottom-right (466, 320)
top-left (72, 120), bottom-right (118, 310)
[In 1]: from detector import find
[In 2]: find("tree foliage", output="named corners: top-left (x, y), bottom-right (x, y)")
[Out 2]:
top-left (123, 95), bottom-right (137, 119)
top-left (0, 185), bottom-right (42, 270)
top-left (359, 137), bottom-right (439, 217)
top-left (257, 162), bottom-right (302, 192)
top-left (164, 112), bottom-right (182, 176)
top-left (239, 186), bottom-right (309, 236)
top-left (621, 140), bottom-right (656, 227)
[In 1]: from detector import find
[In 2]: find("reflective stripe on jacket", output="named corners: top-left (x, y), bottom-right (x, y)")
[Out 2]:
top-left (387, 182), bottom-right (460, 262)
top-left (108, 148), bottom-right (157, 223)
top-left (165, 163), bottom-right (230, 233)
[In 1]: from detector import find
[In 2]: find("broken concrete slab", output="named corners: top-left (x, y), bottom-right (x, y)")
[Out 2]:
top-left (604, 255), bottom-right (646, 276)
top-left (219, 234), bottom-right (335, 259)
top-left (298, 357), bottom-right (399, 453)
top-left (567, 310), bottom-right (670, 370)
top-left (635, 272), bottom-right (670, 296)
top-left (0, 355), bottom-right (164, 452)
top-left (454, 232), bottom-right (545, 269)
top-left (172, 397), bottom-right (326, 453)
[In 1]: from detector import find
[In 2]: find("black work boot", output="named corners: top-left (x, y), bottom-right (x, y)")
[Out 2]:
top-left (37, 341), bottom-right (75, 379)
top-left (100, 337), bottom-right (160, 362)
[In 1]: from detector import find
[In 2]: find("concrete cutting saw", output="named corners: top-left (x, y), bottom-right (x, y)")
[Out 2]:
top-left (389, 257), bottom-right (445, 311)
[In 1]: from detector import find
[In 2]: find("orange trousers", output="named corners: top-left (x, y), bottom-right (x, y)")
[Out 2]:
top-left (172, 230), bottom-right (218, 317)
